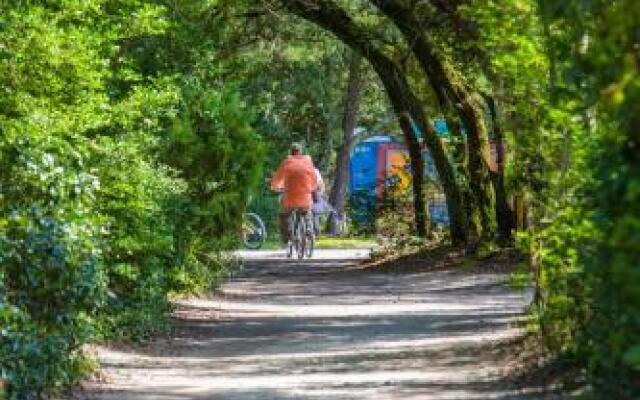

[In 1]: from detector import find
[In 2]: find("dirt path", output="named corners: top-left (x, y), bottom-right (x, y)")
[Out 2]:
top-left (75, 249), bottom-right (540, 400)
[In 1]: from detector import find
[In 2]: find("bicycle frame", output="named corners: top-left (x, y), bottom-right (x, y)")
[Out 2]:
top-left (287, 208), bottom-right (314, 259)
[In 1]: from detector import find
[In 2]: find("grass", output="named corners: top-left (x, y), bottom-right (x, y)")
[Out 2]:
top-left (315, 237), bottom-right (377, 249)
top-left (256, 236), bottom-right (376, 250)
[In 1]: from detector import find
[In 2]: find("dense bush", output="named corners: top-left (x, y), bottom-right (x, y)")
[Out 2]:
top-left (90, 134), bottom-right (185, 340)
top-left (464, 0), bottom-right (640, 395)
top-left (0, 133), bottom-right (105, 397)
top-left (0, 2), bottom-right (265, 398)
top-left (162, 80), bottom-right (265, 292)
top-left (526, 1), bottom-right (640, 397)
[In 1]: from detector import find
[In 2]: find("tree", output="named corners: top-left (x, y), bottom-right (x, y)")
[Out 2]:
top-left (371, 0), bottom-right (512, 241)
top-left (533, 0), bottom-right (640, 395)
top-left (281, 0), bottom-right (469, 241)
top-left (327, 51), bottom-right (365, 235)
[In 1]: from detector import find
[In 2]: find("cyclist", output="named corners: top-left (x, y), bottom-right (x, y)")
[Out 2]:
top-left (270, 143), bottom-right (318, 246)
top-left (311, 167), bottom-right (328, 236)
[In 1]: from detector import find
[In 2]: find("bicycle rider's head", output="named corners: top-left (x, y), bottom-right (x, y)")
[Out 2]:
top-left (290, 142), bottom-right (303, 156)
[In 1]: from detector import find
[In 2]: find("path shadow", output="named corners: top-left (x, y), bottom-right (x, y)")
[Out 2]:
top-left (72, 254), bottom-right (559, 400)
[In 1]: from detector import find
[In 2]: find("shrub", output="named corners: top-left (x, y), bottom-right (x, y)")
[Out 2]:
top-left (90, 134), bottom-right (186, 341)
top-left (162, 81), bottom-right (265, 292)
top-left (0, 132), bottom-right (105, 398)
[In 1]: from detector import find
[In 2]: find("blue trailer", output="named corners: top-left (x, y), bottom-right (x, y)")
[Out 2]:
top-left (349, 136), bottom-right (398, 226)
top-left (349, 134), bottom-right (450, 227)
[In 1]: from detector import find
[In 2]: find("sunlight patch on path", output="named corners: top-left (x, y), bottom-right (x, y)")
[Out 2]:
top-left (234, 248), bottom-right (372, 261)
top-left (175, 298), bottom-right (525, 317)
top-left (76, 249), bottom-right (535, 400)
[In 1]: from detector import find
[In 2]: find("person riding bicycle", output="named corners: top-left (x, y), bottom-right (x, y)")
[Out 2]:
top-left (311, 167), bottom-right (329, 236)
top-left (270, 143), bottom-right (318, 245)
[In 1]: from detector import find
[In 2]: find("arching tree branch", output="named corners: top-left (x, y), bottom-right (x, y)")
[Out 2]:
top-left (280, 0), bottom-right (469, 241)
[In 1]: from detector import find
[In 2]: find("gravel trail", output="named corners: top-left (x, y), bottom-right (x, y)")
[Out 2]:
top-left (75, 249), bottom-right (539, 400)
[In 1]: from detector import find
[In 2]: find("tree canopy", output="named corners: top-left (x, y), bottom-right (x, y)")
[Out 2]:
top-left (1, 0), bottom-right (638, 398)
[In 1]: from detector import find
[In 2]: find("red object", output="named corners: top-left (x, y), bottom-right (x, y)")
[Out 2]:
top-left (376, 143), bottom-right (404, 198)
top-left (271, 155), bottom-right (318, 208)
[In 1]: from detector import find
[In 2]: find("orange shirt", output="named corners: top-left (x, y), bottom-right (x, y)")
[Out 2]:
top-left (271, 155), bottom-right (318, 209)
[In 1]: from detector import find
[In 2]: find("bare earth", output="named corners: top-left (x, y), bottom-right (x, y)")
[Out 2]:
top-left (73, 249), bottom-right (543, 400)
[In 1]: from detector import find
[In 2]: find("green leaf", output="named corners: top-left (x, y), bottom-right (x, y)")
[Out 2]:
top-left (622, 345), bottom-right (640, 371)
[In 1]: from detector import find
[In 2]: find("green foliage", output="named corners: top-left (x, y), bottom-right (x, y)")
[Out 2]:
top-left (575, 1), bottom-right (640, 391)
top-left (0, 3), bottom-right (116, 394)
top-left (459, 0), bottom-right (639, 395)
top-left (2, 0), bottom-right (636, 398)
top-left (90, 134), bottom-right (185, 341)
top-left (508, 0), bottom-right (640, 397)
top-left (0, 1), bottom-right (264, 398)
top-left (0, 295), bottom-right (97, 398)
top-left (0, 133), bottom-right (105, 398)
top-left (165, 81), bottom-right (264, 237)
top-left (163, 80), bottom-right (265, 292)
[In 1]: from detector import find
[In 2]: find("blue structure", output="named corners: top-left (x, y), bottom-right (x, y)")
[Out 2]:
top-left (434, 118), bottom-right (449, 136)
top-left (349, 136), bottom-right (398, 226)
top-left (410, 117), bottom-right (454, 140)
top-left (349, 134), bottom-right (451, 228)
top-left (349, 135), bottom-right (396, 196)
top-left (429, 198), bottom-right (450, 226)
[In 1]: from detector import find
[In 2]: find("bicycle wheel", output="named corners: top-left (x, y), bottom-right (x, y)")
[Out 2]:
top-left (242, 212), bottom-right (266, 250)
top-left (286, 213), bottom-right (294, 258)
top-left (287, 240), bottom-right (294, 258)
top-left (298, 214), bottom-right (307, 260)
top-left (305, 225), bottom-right (314, 258)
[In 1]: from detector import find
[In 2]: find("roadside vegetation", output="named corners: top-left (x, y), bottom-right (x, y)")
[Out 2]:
top-left (1, 0), bottom-right (638, 399)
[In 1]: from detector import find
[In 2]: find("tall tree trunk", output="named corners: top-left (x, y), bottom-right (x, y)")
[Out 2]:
top-left (445, 114), bottom-right (481, 237)
top-left (461, 96), bottom-right (494, 238)
top-left (372, 0), bottom-right (496, 239)
top-left (485, 95), bottom-right (514, 243)
top-left (328, 52), bottom-right (364, 235)
top-left (282, 0), bottom-right (469, 242)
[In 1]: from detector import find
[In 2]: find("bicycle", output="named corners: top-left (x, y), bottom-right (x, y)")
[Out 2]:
top-left (286, 208), bottom-right (314, 259)
top-left (242, 212), bottom-right (266, 250)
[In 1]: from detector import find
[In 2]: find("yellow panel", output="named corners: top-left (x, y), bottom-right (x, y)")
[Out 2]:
top-left (386, 150), bottom-right (411, 191)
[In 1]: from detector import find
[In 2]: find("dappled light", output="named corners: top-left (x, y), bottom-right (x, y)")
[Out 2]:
top-left (2, 0), bottom-right (637, 398)
top-left (80, 256), bottom-right (536, 400)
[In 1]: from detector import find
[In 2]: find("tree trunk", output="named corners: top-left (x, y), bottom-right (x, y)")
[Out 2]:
top-left (485, 95), bottom-right (514, 243)
top-left (328, 52), bottom-right (364, 235)
top-left (282, 0), bottom-right (469, 242)
top-left (445, 114), bottom-right (481, 237)
top-left (462, 97), bottom-right (494, 238)
top-left (372, 0), bottom-right (495, 239)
